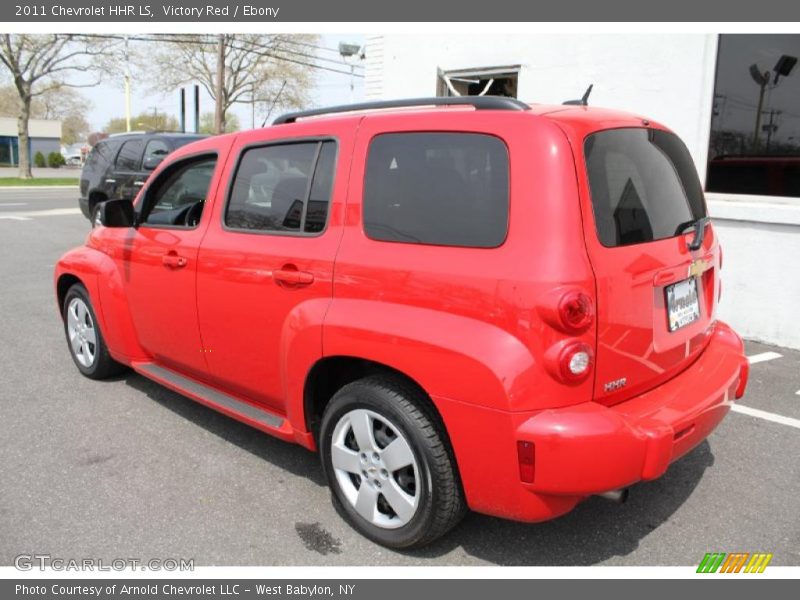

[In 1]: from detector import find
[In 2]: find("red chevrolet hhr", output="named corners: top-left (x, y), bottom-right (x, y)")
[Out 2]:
top-left (55, 97), bottom-right (749, 549)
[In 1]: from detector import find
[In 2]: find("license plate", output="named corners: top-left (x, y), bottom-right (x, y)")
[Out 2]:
top-left (666, 277), bottom-right (701, 332)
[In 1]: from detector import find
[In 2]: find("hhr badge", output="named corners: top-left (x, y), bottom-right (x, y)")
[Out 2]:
top-left (604, 377), bottom-right (627, 393)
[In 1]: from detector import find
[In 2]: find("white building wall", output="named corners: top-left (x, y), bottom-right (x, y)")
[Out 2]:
top-left (365, 34), bottom-right (800, 350)
top-left (0, 117), bottom-right (62, 138)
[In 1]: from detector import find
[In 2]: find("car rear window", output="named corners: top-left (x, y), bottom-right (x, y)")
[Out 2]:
top-left (363, 132), bottom-right (509, 248)
top-left (585, 128), bottom-right (706, 247)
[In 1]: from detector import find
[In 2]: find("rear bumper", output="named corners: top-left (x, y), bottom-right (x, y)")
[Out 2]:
top-left (437, 321), bottom-right (748, 522)
top-left (518, 321), bottom-right (748, 497)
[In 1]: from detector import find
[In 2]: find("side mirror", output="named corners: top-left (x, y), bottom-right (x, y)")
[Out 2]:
top-left (142, 155), bottom-right (164, 170)
top-left (94, 199), bottom-right (134, 228)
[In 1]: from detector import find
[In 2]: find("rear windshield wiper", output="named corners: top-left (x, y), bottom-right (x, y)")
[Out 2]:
top-left (676, 216), bottom-right (711, 251)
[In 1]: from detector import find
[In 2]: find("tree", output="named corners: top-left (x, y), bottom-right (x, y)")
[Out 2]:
top-left (147, 34), bottom-right (316, 134)
top-left (0, 84), bottom-right (92, 145)
top-left (0, 34), bottom-right (115, 178)
top-left (104, 110), bottom-right (180, 134)
top-left (198, 111), bottom-right (240, 134)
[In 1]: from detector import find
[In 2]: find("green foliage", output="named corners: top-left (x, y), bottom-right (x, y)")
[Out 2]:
top-left (34, 151), bottom-right (46, 168)
top-left (198, 111), bottom-right (241, 134)
top-left (47, 152), bottom-right (66, 168)
top-left (104, 111), bottom-right (180, 134)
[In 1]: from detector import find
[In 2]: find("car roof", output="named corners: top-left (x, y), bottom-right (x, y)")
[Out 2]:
top-left (105, 132), bottom-right (208, 142)
top-left (269, 100), bottom-right (661, 135)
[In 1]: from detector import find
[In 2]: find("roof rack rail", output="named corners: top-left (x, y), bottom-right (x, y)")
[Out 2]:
top-left (273, 96), bottom-right (530, 125)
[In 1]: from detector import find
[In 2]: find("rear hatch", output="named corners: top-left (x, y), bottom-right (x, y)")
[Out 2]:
top-left (581, 127), bottom-right (719, 405)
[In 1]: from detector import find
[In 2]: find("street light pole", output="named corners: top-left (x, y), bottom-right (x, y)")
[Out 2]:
top-left (124, 35), bottom-right (131, 133)
top-left (752, 74), bottom-right (768, 153)
top-left (338, 42), bottom-right (362, 104)
top-left (214, 34), bottom-right (226, 135)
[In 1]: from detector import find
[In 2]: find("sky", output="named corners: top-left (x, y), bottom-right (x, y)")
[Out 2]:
top-left (84, 33), bottom-right (366, 132)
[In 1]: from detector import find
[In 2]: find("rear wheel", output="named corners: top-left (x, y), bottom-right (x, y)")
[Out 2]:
top-left (63, 284), bottom-right (125, 379)
top-left (319, 375), bottom-right (465, 549)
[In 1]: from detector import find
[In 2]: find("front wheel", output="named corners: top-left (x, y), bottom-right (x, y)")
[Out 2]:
top-left (319, 375), bottom-right (465, 549)
top-left (63, 284), bottom-right (126, 380)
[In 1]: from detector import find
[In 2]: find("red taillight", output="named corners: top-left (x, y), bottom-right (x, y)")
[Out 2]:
top-left (517, 441), bottom-right (535, 483)
top-left (558, 290), bottom-right (594, 332)
top-left (559, 341), bottom-right (593, 383)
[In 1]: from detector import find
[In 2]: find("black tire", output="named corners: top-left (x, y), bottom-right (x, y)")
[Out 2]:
top-left (62, 283), bottom-right (126, 380)
top-left (319, 375), bottom-right (466, 549)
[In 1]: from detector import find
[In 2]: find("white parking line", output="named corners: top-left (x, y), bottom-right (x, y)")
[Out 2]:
top-left (0, 202), bottom-right (27, 206)
top-left (0, 215), bottom-right (31, 221)
top-left (731, 404), bottom-right (800, 430)
top-left (747, 351), bottom-right (783, 364)
top-left (0, 207), bottom-right (81, 219)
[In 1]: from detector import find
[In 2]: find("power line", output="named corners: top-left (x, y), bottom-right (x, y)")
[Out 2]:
top-left (79, 33), bottom-right (363, 78)
top-left (234, 36), bottom-right (363, 70)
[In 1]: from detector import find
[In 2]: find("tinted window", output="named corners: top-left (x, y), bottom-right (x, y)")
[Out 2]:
top-left (115, 139), bottom-right (144, 171)
top-left (85, 141), bottom-right (118, 170)
top-left (306, 142), bottom-right (336, 233)
top-left (169, 136), bottom-right (206, 150)
top-left (144, 139), bottom-right (170, 162)
top-left (363, 133), bottom-right (509, 248)
top-left (585, 128), bottom-right (706, 248)
top-left (144, 157), bottom-right (216, 226)
top-left (707, 34), bottom-right (800, 198)
top-left (225, 141), bottom-right (336, 233)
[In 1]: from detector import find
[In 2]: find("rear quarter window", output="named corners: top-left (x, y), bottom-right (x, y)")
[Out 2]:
top-left (85, 141), bottom-right (116, 171)
top-left (363, 132), bottom-right (509, 248)
top-left (585, 128), bottom-right (706, 247)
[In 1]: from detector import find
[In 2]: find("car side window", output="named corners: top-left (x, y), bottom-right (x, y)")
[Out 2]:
top-left (85, 142), bottom-right (110, 170)
top-left (115, 139), bottom-right (145, 171)
top-left (140, 156), bottom-right (217, 228)
top-left (363, 132), bottom-right (509, 248)
top-left (225, 140), bottom-right (337, 234)
top-left (143, 139), bottom-right (170, 163)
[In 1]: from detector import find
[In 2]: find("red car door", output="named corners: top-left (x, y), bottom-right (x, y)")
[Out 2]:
top-left (120, 148), bottom-right (228, 379)
top-left (196, 121), bottom-right (354, 413)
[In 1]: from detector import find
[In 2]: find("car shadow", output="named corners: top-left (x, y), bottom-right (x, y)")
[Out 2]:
top-left (122, 370), bottom-right (713, 565)
top-left (122, 372), bottom-right (326, 487)
top-left (415, 441), bottom-right (715, 565)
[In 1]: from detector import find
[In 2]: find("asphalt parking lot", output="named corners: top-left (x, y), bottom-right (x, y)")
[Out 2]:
top-left (1, 187), bottom-right (798, 567)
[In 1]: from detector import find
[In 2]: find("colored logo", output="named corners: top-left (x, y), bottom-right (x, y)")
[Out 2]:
top-left (697, 552), bottom-right (773, 573)
top-left (688, 258), bottom-right (710, 279)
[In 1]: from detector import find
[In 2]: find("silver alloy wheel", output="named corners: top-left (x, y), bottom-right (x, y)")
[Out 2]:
top-left (330, 408), bottom-right (420, 529)
top-left (66, 297), bottom-right (97, 368)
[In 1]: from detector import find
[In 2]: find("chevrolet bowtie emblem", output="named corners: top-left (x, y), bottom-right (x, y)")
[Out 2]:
top-left (688, 258), bottom-right (709, 279)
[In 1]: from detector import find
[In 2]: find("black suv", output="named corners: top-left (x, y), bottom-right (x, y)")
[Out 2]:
top-left (79, 132), bottom-right (207, 219)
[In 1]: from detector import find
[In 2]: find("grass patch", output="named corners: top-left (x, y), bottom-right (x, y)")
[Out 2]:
top-left (0, 177), bottom-right (79, 186)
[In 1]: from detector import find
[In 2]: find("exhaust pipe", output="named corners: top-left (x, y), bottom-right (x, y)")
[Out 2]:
top-left (596, 488), bottom-right (629, 504)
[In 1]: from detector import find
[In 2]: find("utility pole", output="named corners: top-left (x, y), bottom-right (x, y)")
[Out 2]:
top-left (764, 109), bottom-right (780, 153)
top-left (124, 35), bottom-right (131, 132)
top-left (214, 34), bottom-right (226, 135)
top-left (752, 71), bottom-right (769, 153)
